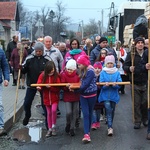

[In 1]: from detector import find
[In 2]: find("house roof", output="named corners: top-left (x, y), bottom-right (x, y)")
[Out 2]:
top-left (0, 2), bottom-right (17, 20)
top-left (0, 20), bottom-right (11, 29)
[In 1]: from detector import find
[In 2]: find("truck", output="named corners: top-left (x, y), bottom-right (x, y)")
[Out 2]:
top-left (109, 1), bottom-right (148, 46)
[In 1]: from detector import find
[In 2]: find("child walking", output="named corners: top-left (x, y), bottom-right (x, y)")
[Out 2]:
top-left (98, 55), bottom-right (122, 136)
top-left (71, 55), bottom-right (97, 143)
top-left (60, 59), bottom-right (80, 136)
top-left (91, 62), bottom-right (103, 130)
top-left (36, 61), bottom-right (61, 137)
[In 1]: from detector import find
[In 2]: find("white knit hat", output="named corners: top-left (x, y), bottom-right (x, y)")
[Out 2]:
top-left (66, 59), bottom-right (77, 70)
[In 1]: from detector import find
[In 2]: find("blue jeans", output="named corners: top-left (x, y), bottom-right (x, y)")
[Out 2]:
top-left (80, 96), bottom-right (96, 134)
top-left (0, 84), bottom-right (4, 129)
top-left (104, 101), bottom-right (116, 128)
top-left (92, 109), bottom-right (101, 123)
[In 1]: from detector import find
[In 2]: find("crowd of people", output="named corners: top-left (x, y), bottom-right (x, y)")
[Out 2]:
top-left (0, 34), bottom-right (150, 144)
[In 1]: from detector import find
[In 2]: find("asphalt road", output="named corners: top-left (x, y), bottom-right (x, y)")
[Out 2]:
top-left (1, 85), bottom-right (150, 150)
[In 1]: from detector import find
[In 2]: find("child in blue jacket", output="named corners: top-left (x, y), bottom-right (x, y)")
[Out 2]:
top-left (98, 55), bottom-right (122, 136)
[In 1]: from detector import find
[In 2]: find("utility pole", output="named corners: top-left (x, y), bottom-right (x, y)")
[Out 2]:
top-left (81, 20), bottom-right (84, 39)
top-left (30, 16), bottom-right (33, 41)
top-left (98, 20), bottom-right (101, 35)
top-left (101, 9), bottom-right (104, 35)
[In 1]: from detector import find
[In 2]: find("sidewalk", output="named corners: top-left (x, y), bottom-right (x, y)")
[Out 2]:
top-left (3, 76), bottom-right (26, 131)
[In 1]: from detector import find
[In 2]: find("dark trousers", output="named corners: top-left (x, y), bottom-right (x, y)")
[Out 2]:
top-left (147, 108), bottom-right (150, 133)
top-left (119, 74), bottom-right (129, 92)
top-left (24, 87), bottom-right (48, 129)
top-left (134, 84), bottom-right (148, 124)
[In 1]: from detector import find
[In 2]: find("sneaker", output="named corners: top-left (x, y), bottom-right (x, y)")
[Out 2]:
top-left (134, 123), bottom-right (141, 129)
top-left (52, 128), bottom-right (57, 136)
top-left (121, 90), bottom-right (125, 94)
top-left (0, 128), bottom-right (7, 136)
top-left (147, 133), bottom-right (150, 140)
top-left (100, 115), bottom-right (104, 121)
top-left (18, 85), bottom-right (21, 89)
top-left (22, 86), bottom-right (26, 89)
top-left (65, 124), bottom-right (70, 133)
top-left (143, 121), bottom-right (148, 127)
top-left (23, 117), bottom-right (29, 126)
top-left (12, 83), bottom-right (17, 86)
top-left (45, 130), bottom-right (52, 137)
top-left (70, 129), bottom-right (75, 136)
top-left (57, 110), bottom-right (61, 116)
top-left (82, 134), bottom-right (91, 143)
top-left (96, 122), bottom-right (100, 128)
top-left (108, 128), bottom-right (113, 136)
top-left (91, 123), bottom-right (97, 130)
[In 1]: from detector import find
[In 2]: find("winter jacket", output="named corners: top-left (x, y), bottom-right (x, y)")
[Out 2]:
top-left (0, 49), bottom-right (9, 83)
top-left (10, 48), bottom-right (28, 71)
top-left (115, 47), bottom-right (127, 75)
top-left (21, 53), bottom-right (51, 87)
top-left (77, 66), bottom-right (97, 96)
top-left (94, 76), bottom-right (104, 110)
top-left (37, 72), bottom-right (61, 106)
top-left (98, 68), bottom-right (122, 104)
top-left (6, 40), bottom-right (17, 61)
top-left (123, 50), bottom-right (147, 85)
top-left (44, 45), bottom-right (64, 72)
top-left (60, 70), bottom-right (80, 102)
top-left (62, 49), bottom-right (86, 70)
top-left (90, 45), bottom-right (117, 65)
top-left (60, 49), bottom-right (68, 59)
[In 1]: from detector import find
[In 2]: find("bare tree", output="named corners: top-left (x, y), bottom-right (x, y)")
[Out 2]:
top-left (84, 19), bottom-right (99, 37)
top-left (53, 0), bottom-right (70, 42)
top-left (40, 6), bottom-right (50, 36)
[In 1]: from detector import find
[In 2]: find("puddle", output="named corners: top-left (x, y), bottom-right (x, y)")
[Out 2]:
top-left (12, 120), bottom-right (47, 143)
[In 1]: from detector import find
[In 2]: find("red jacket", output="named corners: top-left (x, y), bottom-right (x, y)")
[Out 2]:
top-left (60, 70), bottom-right (80, 102)
top-left (37, 72), bottom-right (61, 106)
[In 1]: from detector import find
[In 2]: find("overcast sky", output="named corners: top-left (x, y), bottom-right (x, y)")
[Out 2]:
top-left (22, 0), bottom-right (128, 27)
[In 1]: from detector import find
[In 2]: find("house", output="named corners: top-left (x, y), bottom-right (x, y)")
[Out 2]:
top-left (0, 1), bottom-right (20, 49)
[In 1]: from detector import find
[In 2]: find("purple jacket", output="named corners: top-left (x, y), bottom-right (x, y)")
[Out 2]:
top-left (10, 48), bottom-right (28, 71)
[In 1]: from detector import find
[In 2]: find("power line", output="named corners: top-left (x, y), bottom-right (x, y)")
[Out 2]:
top-left (24, 5), bottom-right (112, 10)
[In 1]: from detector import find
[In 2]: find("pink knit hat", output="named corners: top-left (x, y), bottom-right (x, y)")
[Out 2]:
top-left (105, 55), bottom-right (115, 65)
top-left (76, 55), bottom-right (90, 66)
top-left (93, 62), bottom-right (102, 69)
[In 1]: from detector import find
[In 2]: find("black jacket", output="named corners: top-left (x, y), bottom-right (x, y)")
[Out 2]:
top-left (21, 53), bottom-right (51, 87)
top-left (123, 50), bottom-right (147, 85)
top-left (6, 41), bottom-right (17, 61)
top-left (90, 44), bottom-right (117, 65)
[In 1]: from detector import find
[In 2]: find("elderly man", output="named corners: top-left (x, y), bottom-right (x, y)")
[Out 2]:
top-left (58, 42), bottom-right (68, 59)
top-left (21, 42), bottom-right (51, 126)
top-left (44, 36), bottom-right (63, 72)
